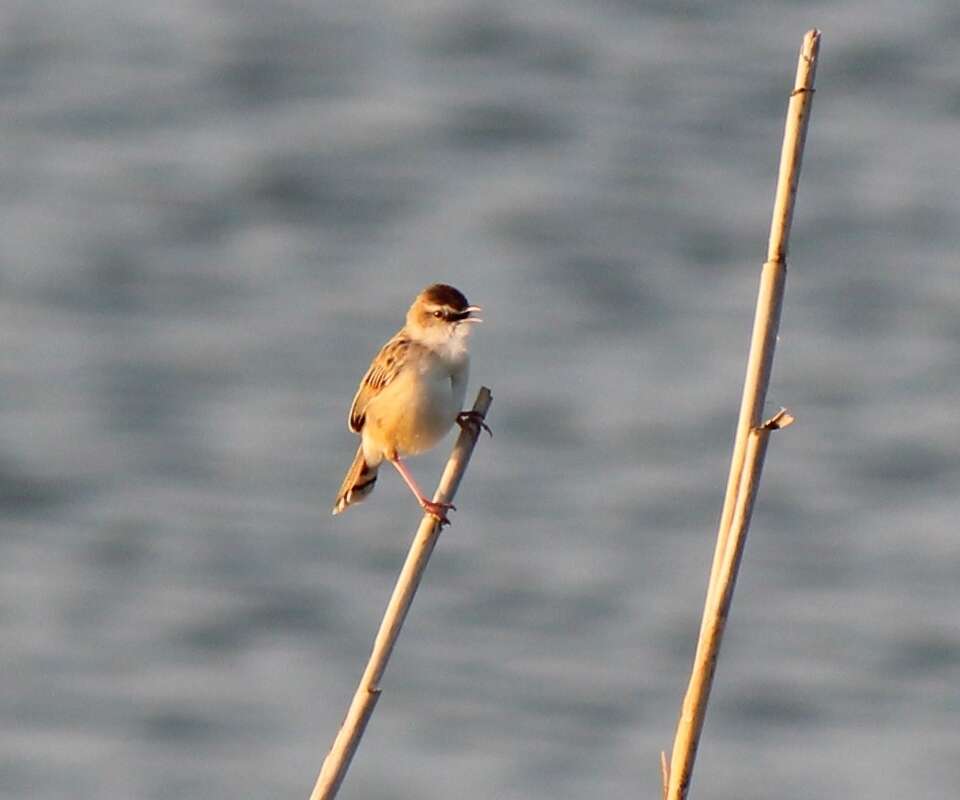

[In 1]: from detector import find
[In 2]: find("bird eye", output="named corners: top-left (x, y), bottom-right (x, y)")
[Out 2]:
top-left (433, 310), bottom-right (444, 318)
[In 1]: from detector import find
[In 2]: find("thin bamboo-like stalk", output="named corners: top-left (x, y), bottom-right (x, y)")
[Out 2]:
top-left (707, 27), bottom-right (821, 612)
top-left (664, 30), bottom-right (820, 800)
top-left (310, 387), bottom-right (493, 800)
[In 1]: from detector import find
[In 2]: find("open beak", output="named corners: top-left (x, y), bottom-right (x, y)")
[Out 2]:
top-left (462, 305), bottom-right (483, 323)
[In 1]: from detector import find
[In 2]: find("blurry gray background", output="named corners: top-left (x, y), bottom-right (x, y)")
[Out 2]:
top-left (2, 1), bottom-right (958, 798)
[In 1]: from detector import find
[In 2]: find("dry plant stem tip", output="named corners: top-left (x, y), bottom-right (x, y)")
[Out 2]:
top-left (707, 27), bottom-right (820, 606)
top-left (660, 751), bottom-right (670, 800)
top-left (309, 387), bottom-right (493, 800)
top-left (665, 28), bottom-right (819, 800)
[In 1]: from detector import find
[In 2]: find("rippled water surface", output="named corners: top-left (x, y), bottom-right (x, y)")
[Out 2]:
top-left (2, 2), bottom-right (959, 798)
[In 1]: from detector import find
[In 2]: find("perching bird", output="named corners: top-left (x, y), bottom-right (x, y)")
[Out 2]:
top-left (332, 284), bottom-right (485, 524)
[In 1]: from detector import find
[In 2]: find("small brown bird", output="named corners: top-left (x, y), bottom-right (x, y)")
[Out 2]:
top-left (332, 284), bottom-right (484, 524)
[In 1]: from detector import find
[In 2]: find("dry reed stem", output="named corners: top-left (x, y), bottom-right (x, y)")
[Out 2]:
top-left (664, 30), bottom-right (820, 800)
top-left (660, 751), bottom-right (669, 800)
top-left (309, 387), bottom-right (493, 800)
top-left (706, 27), bottom-right (821, 611)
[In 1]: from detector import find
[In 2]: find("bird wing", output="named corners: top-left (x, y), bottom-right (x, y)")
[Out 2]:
top-left (348, 332), bottom-right (412, 433)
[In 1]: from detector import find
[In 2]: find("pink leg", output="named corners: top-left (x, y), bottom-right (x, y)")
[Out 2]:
top-left (390, 457), bottom-right (456, 524)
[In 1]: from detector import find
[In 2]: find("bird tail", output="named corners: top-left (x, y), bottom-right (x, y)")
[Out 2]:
top-left (332, 446), bottom-right (379, 515)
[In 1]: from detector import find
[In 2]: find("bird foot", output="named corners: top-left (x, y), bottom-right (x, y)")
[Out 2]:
top-left (457, 410), bottom-right (492, 437)
top-left (421, 498), bottom-right (456, 526)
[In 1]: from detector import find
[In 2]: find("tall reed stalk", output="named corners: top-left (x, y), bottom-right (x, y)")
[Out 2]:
top-left (310, 387), bottom-right (493, 800)
top-left (663, 29), bottom-right (821, 800)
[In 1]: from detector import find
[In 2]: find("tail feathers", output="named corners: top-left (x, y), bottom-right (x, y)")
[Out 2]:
top-left (332, 446), bottom-right (379, 515)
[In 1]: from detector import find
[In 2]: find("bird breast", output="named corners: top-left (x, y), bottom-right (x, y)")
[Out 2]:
top-left (362, 350), bottom-right (468, 459)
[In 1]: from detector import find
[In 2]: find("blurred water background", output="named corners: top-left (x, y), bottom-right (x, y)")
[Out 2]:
top-left (2, 2), bottom-right (959, 798)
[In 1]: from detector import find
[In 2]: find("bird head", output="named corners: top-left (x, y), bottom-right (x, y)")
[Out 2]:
top-left (407, 284), bottom-right (482, 346)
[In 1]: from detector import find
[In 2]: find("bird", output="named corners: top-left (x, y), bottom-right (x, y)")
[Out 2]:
top-left (332, 283), bottom-right (487, 524)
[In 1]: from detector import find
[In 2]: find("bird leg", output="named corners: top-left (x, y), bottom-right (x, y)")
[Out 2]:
top-left (456, 410), bottom-right (492, 437)
top-left (390, 457), bottom-right (456, 525)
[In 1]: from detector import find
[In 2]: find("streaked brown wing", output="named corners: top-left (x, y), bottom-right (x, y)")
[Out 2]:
top-left (348, 332), bottom-right (411, 432)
